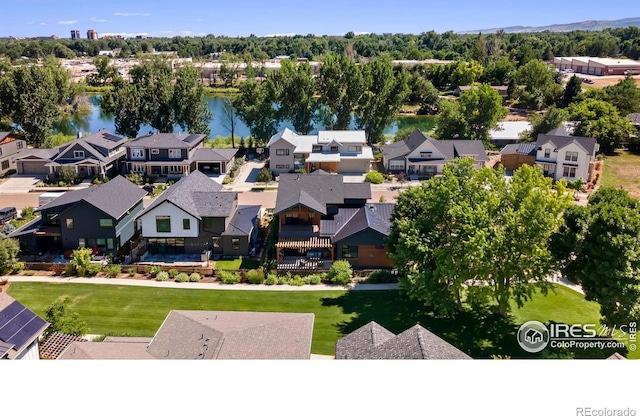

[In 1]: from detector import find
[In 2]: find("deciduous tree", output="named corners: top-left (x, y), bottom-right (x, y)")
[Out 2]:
top-left (569, 98), bottom-right (634, 154)
top-left (316, 52), bottom-right (362, 129)
top-left (43, 297), bottom-right (88, 338)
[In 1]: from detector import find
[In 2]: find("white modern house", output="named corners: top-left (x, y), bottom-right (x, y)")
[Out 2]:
top-left (267, 128), bottom-right (373, 175)
top-left (534, 130), bottom-right (599, 181)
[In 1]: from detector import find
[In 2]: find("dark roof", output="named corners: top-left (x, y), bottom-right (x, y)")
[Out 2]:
top-left (545, 126), bottom-right (572, 136)
top-left (308, 169), bottom-right (331, 175)
top-left (274, 174), bottom-right (371, 215)
top-left (147, 310), bottom-right (315, 359)
top-left (140, 171), bottom-right (231, 220)
top-left (0, 293), bottom-right (50, 359)
top-left (628, 113), bottom-right (640, 124)
top-left (14, 148), bottom-right (59, 160)
top-left (78, 130), bottom-right (126, 150)
top-left (500, 142), bottom-right (537, 156)
top-left (336, 321), bottom-right (471, 360)
top-left (382, 129), bottom-right (488, 162)
top-left (381, 129), bottom-right (427, 160)
top-left (191, 148), bottom-right (238, 162)
top-left (37, 175), bottom-right (147, 219)
top-left (222, 205), bottom-right (261, 236)
top-left (124, 133), bottom-right (206, 149)
top-left (7, 216), bottom-right (43, 239)
top-left (0, 340), bottom-right (14, 359)
top-left (39, 332), bottom-right (87, 360)
top-left (321, 203), bottom-right (394, 241)
top-left (536, 133), bottom-right (599, 155)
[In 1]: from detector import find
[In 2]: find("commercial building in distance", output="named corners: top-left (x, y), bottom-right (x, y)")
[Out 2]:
top-left (553, 56), bottom-right (640, 76)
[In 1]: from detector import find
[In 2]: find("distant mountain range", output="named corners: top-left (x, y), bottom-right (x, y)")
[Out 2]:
top-left (459, 17), bottom-right (640, 34)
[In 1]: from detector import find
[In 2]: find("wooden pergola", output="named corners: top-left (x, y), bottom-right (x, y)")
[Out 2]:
top-left (275, 236), bottom-right (334, 260)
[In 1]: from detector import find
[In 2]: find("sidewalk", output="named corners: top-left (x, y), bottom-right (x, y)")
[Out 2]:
top-left (3, 275), bottom-right (400, 291)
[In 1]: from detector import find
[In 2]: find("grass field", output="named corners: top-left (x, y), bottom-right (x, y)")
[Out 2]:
top-left (600, 150), bottom-right (640, 199)
top-left (214, 258), bottom-right (261, 270)
top-left (6, 282), bottom-right (632, 358)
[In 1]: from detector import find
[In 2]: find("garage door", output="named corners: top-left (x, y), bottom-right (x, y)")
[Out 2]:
top-left (198, 162), bottom-right (221, 174)
top-left (18, 160), bottom-right (48, 174)
top-left (338, 159), bottom-right (369, 174)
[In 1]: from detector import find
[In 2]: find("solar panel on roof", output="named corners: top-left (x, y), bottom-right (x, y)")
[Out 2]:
top-left (0, 301), bottom-right (47, 351)
top-left (0, 301), bottom-right (24, 329)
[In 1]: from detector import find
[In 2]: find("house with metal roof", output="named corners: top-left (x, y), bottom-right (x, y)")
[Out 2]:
top-left (267, 128), bottom-right (373, 175)
top-left (136, 170), bottom-right (260, 256)
top-left (273, 173), bottom-right (393, 270)
top-left (335, 321), bottom-right (471, 360)
top-left (58, 310), bottom-right (314, 360)
top-left (8, 175), bottom-right (147, 257)
top-left (381, 129), bottom-right (488, 178)
top-left (0, 132), bottom-right (27, 176)
top-left (0, 293), bottom-right (49, 360)
top-left (499, 142), bottom-right (537, 172)
top-left (123, 132), bottom-right (237, 178)
top-left (15, 130), bottom-right (127, 179)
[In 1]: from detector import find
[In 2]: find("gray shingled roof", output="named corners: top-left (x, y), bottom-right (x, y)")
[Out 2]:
top-left (536, 133), bottom-right (598, 155)
top-left (222, 205), bottom-right (261, 236)
top-left (147, 310), bottom-right (314, 359)
top-left (336, 321), bottom-right (471, 359)
top-left (382, 129), bottom-right (488, 162)
top-left (381, 129), bottom-right (427, 160)
top-left (320, 203), bottom-right (394, 242)
top-left (14, 148), bottom-right (59, 160)
top-left (37, 175), bottom-right (147, 219)
top-left (274, 174), bottom-right (371, 215)
top-left (0, 340), bottom-right (14, 359)
top-left (79, 130), bottom-right (126, 150)
top-left (58, 340), bottom-right (154, 359)
top-left (140, 171), bottom-right (233, 220)
top-left (123, 133), bottom-right (206, 149)
top-left (192, 148), bottom-right (238, 162)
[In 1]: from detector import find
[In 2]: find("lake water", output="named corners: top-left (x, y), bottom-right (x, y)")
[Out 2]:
top-left (55, 95), bottom-right (436, 141)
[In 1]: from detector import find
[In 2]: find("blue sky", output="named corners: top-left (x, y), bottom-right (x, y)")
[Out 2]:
top-left (1, 0), bottom-right (638, 38)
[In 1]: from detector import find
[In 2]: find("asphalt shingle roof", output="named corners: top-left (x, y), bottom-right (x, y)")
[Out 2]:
top-left (222, 205), bottom-right (261, 236)
top-left (336, 321), bottom-right (471, 360)
top-left (191, 148), bottom-right (239, 162)
top-left (36, 175), bottom-right (147, 219)
top-left (382, 129), bottom-right (488, 162)
top-left (320, 203), bottom-right (394, 241)
top-left (536, 133), bottom-right (598, 155)
top-left (79, 130), bottom-right (126, 150)
top-left (123, 133), bottom-right (206, 149)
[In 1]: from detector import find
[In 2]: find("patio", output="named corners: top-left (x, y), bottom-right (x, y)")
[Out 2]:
top-left (277, 257), bottom-right (334, 271)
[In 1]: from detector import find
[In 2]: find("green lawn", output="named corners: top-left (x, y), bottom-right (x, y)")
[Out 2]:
top-left (6, 282), bottom-right (632, 358)
top-left (214, 258), bottom-right (261, 270)
top-left (600, 150), bottom-right (640, 199)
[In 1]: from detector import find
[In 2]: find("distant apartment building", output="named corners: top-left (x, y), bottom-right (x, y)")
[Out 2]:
top-left (70, 30), bottom-right (80, 39)
top-left (87, 29), bottom-right (98, 40)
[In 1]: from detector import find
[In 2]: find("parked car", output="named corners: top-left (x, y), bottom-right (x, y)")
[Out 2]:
top-left (0, 207), bottom-right (17, 224)
top-left (142, 185), bottom-right (155, 194)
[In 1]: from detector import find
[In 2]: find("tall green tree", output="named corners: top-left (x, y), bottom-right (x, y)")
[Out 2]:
top-left (603, 75), bottom-right (640, 116)
top-left (436, 83), bottom-right (507, 143)
top-left (449, 59), bottom-right (484, 88)
top-left (87, 55), bottom-right (118, 86)
top-left (221, 97), bottom-right (237, 148)
top-left (515, 59), bottom-right (561, 110)
top-left (233, 79), bottom-right (279, 146)
top-left (316, 52), bottom-right (362, 129)
top-left (568, 98), bottom-right (634, 154)
top-left (272, 59), bottom-right (317, 135)
top-left (0, 237), bottom-right (19, 273)
top-left (519, 105), bottom-right (568, 142)
top-left (555, 188), bottom-right (640, 332)
top-left (101, 76), bottom-right (143, 139)
top-left (388, 159), bottom-right (571, 317)
top-left (355, 57), bottom-right (410, 144)
top-left (172, 65), bottom-right (212, 135)
top-left (562, 75), bottom-right (582, 108)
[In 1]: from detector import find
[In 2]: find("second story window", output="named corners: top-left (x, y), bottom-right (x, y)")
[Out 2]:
top-left (156, 216), bottom-right (171, 232)
top-left (130, 148), bottom-right (145, 159)
top-left (17, 141), bottom-right (24, 150)
top-left (544, 149), bottom-right (551, 158)
top-left (565, 151), bottom-right (578, 162)
top-left (420, 152), bottom-right (432, 158)
top-left (74, 150), bottom-right (85, 159)
top-left (183, 218), bottom-right (190, 230)
top-left (151, 149), bottom-right (160, 155)
top-left (99, 218), bottom-right (113, 228)
top-left (312, 145), bottom-right (322, 152)
top-left (330, 146), bottom-right (339, 152)
top-left (66, 218), bottom-right (74, 229)
top-left (276, 149), bottom-right (290, 156)
top-left (347, 146), bottom-right (362, 152)
top-left (168, 149), bottom-right (181, 159)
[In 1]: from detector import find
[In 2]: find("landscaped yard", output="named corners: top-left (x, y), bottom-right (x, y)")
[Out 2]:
top-left (6, 282), bottom-right (632, 358)
top-left (214, 257), bottom-right (261, 270)
top-left (600, 150), bottom-right (640, 199)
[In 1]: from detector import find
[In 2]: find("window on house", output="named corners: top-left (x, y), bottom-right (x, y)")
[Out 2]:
top-left (78, 238), bottom-right (86, 248)
top-left (0, 148), bottom-right (3, 156)
top-left (341, 245), bottom-right (358, 259)
top-left (330, 146), bottom-right (338, 152)
top-left (183, 218), bottom-right (190, 230)
top-left (312, 145), bottom-right (322, 152)
top-left (275, 149), bottom-right (290, 156)
top-left (565, 151), bottom-right (578, 162)
top-left (131, 163), bottom-right (145, 173)
top-left (156, 216), bottom-right (171, 232)
top-left (107, 239), bottom-right (114, 250)
top-left (544, 149), bottom-right (551, 158)
top-left (73, 150), bottom-right (85, 159)
top-left (17, 141), bottom-right (24, 149)
top-left (66, 218), bottom-right (74, 229)
top-left (168, 165), bottom-right (183, 174)
top-left (275, 164), bottom-right (290, 169)
top-left (99, 218), bottom-right (113, 228)
top-left (151, 149), bottom-right (160, 154)
top-left (563, 166), bottom-right (577, 178)
top-left (1, 160), bottom-right (9, 170)
top-left (308, 213), bottom-right (315, 219)
top-left (168, 149), bottom-right (181, 159)
top-left (347, 146), bottom-right (362, 152)
top-left (212, 237), bottom-right (220, 248)
top-left (130, 148), bottom-right (145, 159)
top-left (420, 152), bottom-right (432, 158)
top-left (232, 238), bottom-right (240, 250)
top-left (389, 160), bottom-right (405, 171)
top-left (285, 212), bottom-right (299, 218)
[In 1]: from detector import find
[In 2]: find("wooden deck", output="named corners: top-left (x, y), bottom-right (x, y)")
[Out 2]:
top-left (277, 257), bottom-right (333, 271)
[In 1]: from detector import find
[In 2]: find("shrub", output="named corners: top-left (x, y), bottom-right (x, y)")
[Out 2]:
top-left (288, 275), bottom-right (306, 286)
top-left (364, 171), bottom-right (384, 184)
top-left (189, 273), bottom-right (201, 282)
top-left (12, 262), bottom-right (25, 274)
top-left (168, 268), bottom-right (179, 279)
top-left (71, 248), bottom-right (94, 270)
top-left (247, 269), bottom-right (265, 284)
top-left (265, 274), bottom-right (277, 285)
top-left (327, 260), bottom-right (353, 286)
top-left (155, 271), bottom-right (169, 281)
top-left (104, 265), bottom-right (121, 278)
top-left (175, 273), bottom-right (189, 282)
top-left (308, 274), bottom-right (322, 285)
top-left (218, 270), bottom-right (241, 284)
top-left (277, 276), bottom-right (289, 285)
top-left (128, 267), bottom-right (137, 276)
top-left (64, 263), bottom-right (75, 276)
top-left (86, 263), bottom-right (102, 276)
top-left (257, 167), bottom-right (273, 183)
top-left (76, 266), bottom-right (86, 277)
top-left (149, 265), bottom-right (162, 277)
top-left (367, 270), bottom-right (396, 284)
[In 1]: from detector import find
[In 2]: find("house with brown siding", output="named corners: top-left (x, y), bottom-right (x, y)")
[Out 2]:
top-left (273, 172), bottom-right (394, 270)
top-left (499, 142), bottom-right (536, 172)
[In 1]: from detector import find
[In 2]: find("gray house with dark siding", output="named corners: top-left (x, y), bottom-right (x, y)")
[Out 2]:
top-left (9, 175), bottom-right (147, 256)
top-left (136, 171), bottom-right (260, 256)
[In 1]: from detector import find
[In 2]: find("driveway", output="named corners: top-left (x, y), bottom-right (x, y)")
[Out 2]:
top-left (227, 160), bottom-right (267, 192)
top-left (0, 175), bottom-right (44, 194)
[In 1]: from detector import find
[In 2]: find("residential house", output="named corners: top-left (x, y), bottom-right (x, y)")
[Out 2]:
top-left (274, 173), bottom-right (394, 270)
top-left (0, 132), bottom-right (26, 176)
top-left (628, 113), bottom-right (640, 133)
top-left (0, 293), bottom-right (49, 360)
top-left (381, 129), bottom-right (488, 178)
top-left (9, 175), bottom-right (147, 256)
top-left (489, 121), bottom-right (532, 146)
top-left (123, 132), bottom-right (237, 178)
top-left (15, 130), bottom-right (126, 179)
top-left (499, 142), bottom-right (537, 172)
top-left (267, 128), bottom-right (373, 175)
top-left (335, 321), bottom-right (471, 359)
top-left (58, 310), bottom-right (314, 359)
top-left (136, 170), bottom-right (260, 256)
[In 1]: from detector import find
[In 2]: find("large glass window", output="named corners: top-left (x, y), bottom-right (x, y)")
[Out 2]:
top-left (563, 166), bottom-right (577, 178)
top-left (275, 149), bottom-right (290, 156)
top-left (347, 145), bottom-right (362, 152)
top-left (341, 245), bottom-right (358, 258)
top-left (66, 218), bottom-right (74, 229)
top-left (99, 218), bottom-right (113, 228)
top-left (107, 239), bottom-right (114, 250)
top-left (130, 148), bottom-right (145, 159)
top-left (203, 217), bottom-right (213, 229)
top-left (544, 149), bottom-right (551, 158)
top-left (78, 238), bottom-right (86, 248)
top-left (156, 216), bottom-right (171, 232)
top-left (73, 150), bottom-right (85, 159)
top-left (168, 149), bottom-right (181, 159)
top-left (565, 151), bottom-right (578, 162)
